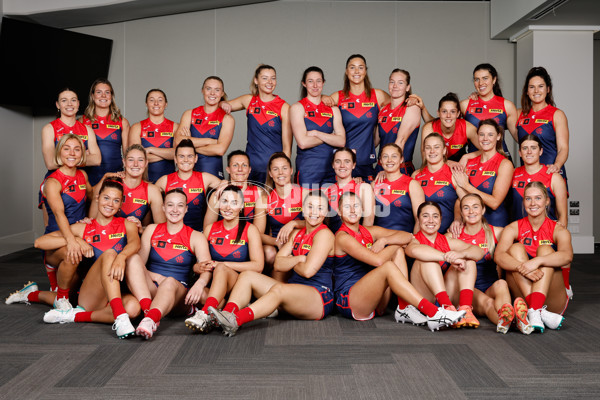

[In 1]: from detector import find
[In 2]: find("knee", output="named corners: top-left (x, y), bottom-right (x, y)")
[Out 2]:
top-left (213, 263), bottom-right (231, 276)
top-left (493, 279), bottom-right (509, 293)
top-left (507, 243), bottom-right (527, 261)
top-left (161, 276), bottom-right (180, 291)
top-left (483, 296), bottom-right (495, 311)
top-left (264, 246), bottom-right (277, 264)
top-left (267, 283), bottom-right (286, 300)
top-left (124, 297), bottom-right (141, 318)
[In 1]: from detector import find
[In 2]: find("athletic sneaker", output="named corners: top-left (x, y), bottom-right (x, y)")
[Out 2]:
top-left (5, 281), bottom-right (38, 304)
top-left (112, 314), bottom-right (135, 339)
top-left (540, 306), bottom-right (564, 330)
top-left (208, 306), bottom-right (239, 337)
top-left (455, 305), bottom-right (480, 328)
top-left (427, 307), bottom-right (466, 332)
top-left (513, 298), bottom-right (533, 335)
top-left (43, 306), bottom-right (84, 324)
top-left (527, 308), bottom-right (545, 333)
top-left (395, 305), bottom-right (427, 325)
top-left (136, 317), bottom-right (157, 339)
top-left (496, 303), bottom-right (515, 334)
top-left (184, 310), bottom-right (214, 333)
top-left (53, 297), bottom-right (73, 312)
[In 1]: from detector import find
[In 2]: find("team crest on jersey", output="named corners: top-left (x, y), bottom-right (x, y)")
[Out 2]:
top-left (523, 238), bottom-right (532, 246)
top-left (308, 111), bottom-right (315, 118)
top-left (253, 107), bottom-right (261, 114)
top-left (92, 123), bottom-right (99, 129)
top-left (516, 181), bottom-right (525, 188)
top-left (92, 234), bottom-right (100, 243)
top-left (469, 170), bottom-right (477, 176)
top-left (293, 242), bottom-right (300, 251)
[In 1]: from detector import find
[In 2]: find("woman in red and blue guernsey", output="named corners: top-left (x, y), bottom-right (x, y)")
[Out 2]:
top-left (325, 55), bottom-right (389, 180)
top-left (373, 143), bottom-right (424, 233)
top-left (220, 65), bottom-right (292, 184)
top-left (334, 192), bottom-right (465, 331)
top-left (123, 189), bottom-right (211, 339)
top-left (129, 89), bottom-right (178, 183)
top-left (175, 76), bottom-right (234, 178)
top-left (512, 135), bottom-right (567, 225)
top-left (291, 66), bottom-right (345, 187)
top-left (460, 64), bottom-right (518, 160)
top-left (81, 79), bottom-right (130, 186)
top-left (453, 119), bottom-right (513, 227)
top-left (421, 92), bottom-right (478, 163)
top-left (376, 68), bottom-right (420, 175)
top-left (91, 144), bottom-right (165, 233)
top-left (516, 66), bottom-right (569, 186)
top-left (406, 201), bottom-right (484, 328)
top-left (495, 182), bottom-right (573, 333)
top-left (207, 191), bottom-right (335, 336)
top-left (184, 185), bottom-right (263, 332)
top-left (325, 147), bottom-right (374, 233)
top-left (412, 133), bottom-right (459, 234)
top-left (156, 139), bottom-right (224, 232)
top-left (30, 178), bottom-right (143, 338)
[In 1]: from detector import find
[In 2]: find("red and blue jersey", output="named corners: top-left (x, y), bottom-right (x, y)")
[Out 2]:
top-left (517, 217), bottom-right (557, 258)
top-left (325, 180), bottom-right (358, 232)
top-left (165, 171), bottom-right (206, 232)
top-left (50, 119), bottom-right (90, 148)
top-left (511, 165), bottom-right (556, 222)
top-left (464, 96), bottom-right (511, 158)
top-left (267, 186), bottom-right (303, 238)
top-left (207, 220), bottom-right (250, 262)
top-left (295, 98), bottom-right (335, 185)
top-left (458, 227), bottom-right (498, 292)
top-left (415, 230), bottom-right (451, 270)
top-left (333, 224), bottom-right (373, 294)
top-left (82, 115), bottom-right (123, 186)
top-left (246, 95), bottom-right (285, 173)
top-left (413, 165), bottom-right (457, 233)
top-left (465, 153), bottom-right (509, 227)
top-left (190, 106), bottom-right (226, 178)
top-left (242, 185), bottom-right (260, 221)
top-left (288, 224), bottom-right (334, 290)
top-left (118, 181), bottom-right (150, 221)
top-left (148, 223), bottom-right (196, 287)
top-left (432, 118), bottom-right (468, 162)
top-left (43, 169), bottom-right (87, 234)
top-left (139, 118), bottom-right (176, 183)
top-left (373, 174), bottom-right (414, 232)
top-left (517, 105), bottom-right (566, 180)
top-left (377, 102), bottom-right (419, 165)
top-left (83, 217), bottom-right (127, 261)
top-left (338, 89), bottom-right (378, 166)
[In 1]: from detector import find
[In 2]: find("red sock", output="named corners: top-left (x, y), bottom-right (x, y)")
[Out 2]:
top-left (74, 311), bottom-right (93, 323)
top-left (223, 302), bottom-right (239, 314)
top-left (397, 296), bottom-right (410, 310)
top-left (435, 291), bottom-right (452, 308)
top-left (27, 291), bottom-right (40, 303)
top-left (234, 307), bottom-right (254, 326)
top-left (201, 297), bottom-right (219, 313)
top-left (56, 286), bottom-right (69, 300)
top-left (109, 298), bottom-right (127, 319)
top-left (562, 267), bottom-right (571, 289)
top-left (525, 293), bottom-right (532, 306)
top-left (139, 298), bottom-right (152, 314)
top-left (459, 289), bottom-right (474, 308)
top-left (46, 265), bottom-right (58, 291)
top-left (418, 299), bottom-right (439, 318)
top-left (529, 292), bottom-right (546, 310)
top-left (146, 308), bottom-right (162, 323)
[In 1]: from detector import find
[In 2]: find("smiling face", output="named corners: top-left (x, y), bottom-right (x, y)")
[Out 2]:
top-left (59, 138), bottom-right (83, 167)
top-left (346, 57), bottom-right (367, 85)
top-left (461, 195), bottom-right (484, 226)
top-left (523, 186), bottom-right (549, 218)
top-left (226, 154), bottom-right (251, 183)
top-left (175, 146), bottom-right (197, 173)
top-left (418, 204), bottom-right (442, 234)
top-left (146, 91), bottom-right (166, 117)
top-left (268, 157), bottom-right (292, 187)
top-left (438, 100), bottom-right (459, 129)
top-left (339, 194), bottom-right (362, 224)
top-left (93, 83), bottom-right (113, 109)
top-left (477, 124), bottom-right (500, 152)
top-left (303, 194), bottom-right (328, 227)
top-left (473, 69), bottom-right (495, 97)
top-left (219, 189), bottom-right (244, 221)
top-left (332, 150), bottom-right (355, 180)
top-left (203, 79), bottom-right (224, 106)
top-left (254, 68), bottom-right (276, 95)
top-left (519, 140), bottom-right (542, 166)
top-left (124, 149), bottom-right (147, 178)
top-left (527, 76), bottom-right (549, 106)
top-left (56, 90), bottom-right (79, 118)
top-left (388, 71), bottom-right (410, 100)
top-left (423, 135), bottom-right (446, 164)
top-left (302, 71), bottom-right (324, 98)
top-left (380, 146), bottom-right (403, 174)
top-left (98, 187), bottom-right (123, 218)
top-left (163, 191), bottom-right (188, 223)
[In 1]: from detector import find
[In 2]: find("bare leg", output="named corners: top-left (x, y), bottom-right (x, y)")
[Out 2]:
top-left (250, 283), bottom-right (324, 320)
top-left (227, 271), bottom-right (279, 308)
top-left (207, 264), bottom-right (240, 305)
top-left (150, 277), bottom-right (188, 316)
top-left (410, 260), bottom-right (445, 303)
top-left (126, 254), bottom-right (155, 300)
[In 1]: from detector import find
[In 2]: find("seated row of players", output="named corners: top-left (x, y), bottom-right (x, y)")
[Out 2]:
top-left (7, 132), bottom-right (571, 338)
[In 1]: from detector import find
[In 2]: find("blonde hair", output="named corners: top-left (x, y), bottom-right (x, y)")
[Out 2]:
top-left (123, 144), bottom-right (149, 181)
top-left (422, 132), bottom-right (447, 167)
top-left (522, 181), bottom-right (549, 217)
top-left (55, 134), bottom-right (86, 167)
top-left (460, 193), bottom-right (496, 257)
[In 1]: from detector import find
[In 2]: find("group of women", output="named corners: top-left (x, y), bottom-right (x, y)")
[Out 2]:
top-left (5, 56), bottom-right (573, 339)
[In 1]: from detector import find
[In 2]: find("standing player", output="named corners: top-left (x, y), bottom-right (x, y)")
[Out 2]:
top-left (129, 89), bottom-right (178, 183)
top-left (175, 76), bottom-right (234, 178)
top-left (220, 65), bottom-right (292, 183)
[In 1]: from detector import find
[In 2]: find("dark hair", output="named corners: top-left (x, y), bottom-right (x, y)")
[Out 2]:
top-left (343, 54), bottom-right (373, 100)
top-left (145, 88), bottom-right (168, 103)
top-left (163, 188), bottom-right (187, 201)
top-left (417, 201), bottom-right (442, 218)
top-left (175, 138), bottom-right (196, 155)
top-left (437, 92), bottom-right (461, 116)
top-left (389, 68), bottom-right (412, 98)
top-left (85, 78), bottom-right (123, 122)
top-left (520, 66), bottom-right (555, 116)
top-left (477, 119), bottom-right (505, 156)
top-left (300, 66), bottom-right (325, 99)
top-left (227, 149), bottom-right (250, 166)
top-left (203, 76), bottom-right (227, 101)
top-left (251, 64), bottom-right (276, 96)
top-left (220, 185), bottom-right (247, 243)
top-left (379, 143), bottom-right (404, 161)
top-left (56, 87), bottom-right (79, 118)
top-left (265, 152), bottom-right (292, 193)
top-left (99, 176), bottom-right (124, 196)
top-left (518, 134), bottom-right (542, 148)
top-left (338, 191), bottom-right (359, 210)
top-left (333, 147), bottom-right (357, 165)
top-left (473, 63), bottom-right (503, 97)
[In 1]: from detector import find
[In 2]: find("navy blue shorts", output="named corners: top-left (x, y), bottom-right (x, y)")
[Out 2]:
top-left (335, 286), bottom-right (374, 321)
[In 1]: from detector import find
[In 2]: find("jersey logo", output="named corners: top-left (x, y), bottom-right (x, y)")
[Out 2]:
top-left (173, 244), bottom-right (189, 250)
top-left (231, 239), bottom-right (246, 245)
top-left (92, 234), bottom-right (100, 243)
top-left (391, 117), bottom-right (402, 122)
top-left (133, 198), bottom-right (147, 205)
top-left (308, 111), bottom-right (315, 118)
top-left (107, 124), bottom-right (120, 129)
top-left (109, 233), bottom-right (124, 239)
top-left (78, 184), bottom-right (87, 190)
top-left (266, 110), bottom-right (278, 117)
top-left (189, 188), bottom-right (203, 193)
top-left (434, 181), bottom-right (449, 186)
top-left (482, 171), bottom-right (496, 176)
top-left (362, 102), bottom-right (375, 107)
top-left (321, 113), bottom-right (332, 118)
top-left (244, 202), bottom-right (255, 207)
top-left (535, 119), bottom-right (549, 124)
top-left (160, 132), bottom-right (173, 137)
top-left (523, 238), bottom-right (532, 246)
top-left (539, 240), bottom-right (552, 245)
top-left (391, 190), bottom-right (406, 195)
top-left (208, 121), bottom-right (220, 125)
top-left (253, 107), bottom-right (261, 114)
top-left (450, 144), bottom-right (463, 149)
top-left (489, 109), bottom-right (503, 114)
top-left (289, 207), bottom-right (302, 212)
top-left (302, 244), bottom-right (311, 250)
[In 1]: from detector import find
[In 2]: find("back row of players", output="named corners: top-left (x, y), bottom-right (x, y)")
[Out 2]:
top-left (8, 55), bottom-right (571, 338)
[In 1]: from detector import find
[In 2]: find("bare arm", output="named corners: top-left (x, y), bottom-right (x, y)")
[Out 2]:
top-left (84, 126), bottom-right (102, 166)
top-left (454, 159), bottom-right (514, 210)
top-left (280, 102), bottom-right (293, 159)
top-left (195, 114), bottom-right (234, 157)
top-left (219, 224), bottom-right (264, 273)
top-left (552, 173), bottom-right (568, 227)
top-left (121, 117), bottom-right (130, 153)
top-left (289, 229), bottom-right (334, 278)
top-left (148, 183), bottom-right (166, 223)
top-left (290, 102), bottom-right (323, 150)
top-left (41, 124), bottom-right (59, 170)
top-left (504, 99), bottom-right (519, 143)
top-left (550, 109), bottom-right (569, 173)
top-left (395, 105), bottom-right (420, 149)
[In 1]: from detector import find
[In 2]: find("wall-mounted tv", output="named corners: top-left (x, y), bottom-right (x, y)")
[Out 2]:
top-left (0, 17), bottom-right (112, 116)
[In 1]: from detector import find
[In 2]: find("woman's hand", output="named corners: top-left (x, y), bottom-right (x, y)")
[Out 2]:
top-left (220, 101), bottom-right (233, 114)
top-left (371, 237), bottom-right (387, 253)
top-left (452, 170), bottom-right (470, 189)
top-left (276, 222), bottom-right (295, 245)
top-left (448, 220), bottom-right (464, 239)
top-left (76, 237), bottom-right (95, 258)
top-left (185, 279), bottom-right (206, 305)
top-left (66, 237), bottom-right (84, 265)
top-left (546, 164), bottom-right (560, 174)
top-left (126, 216), bottom-right (143, 234)
top-left (108, 254), bottom-right (127, 282)
top-left (194, 260), bottom-right (216, 274)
